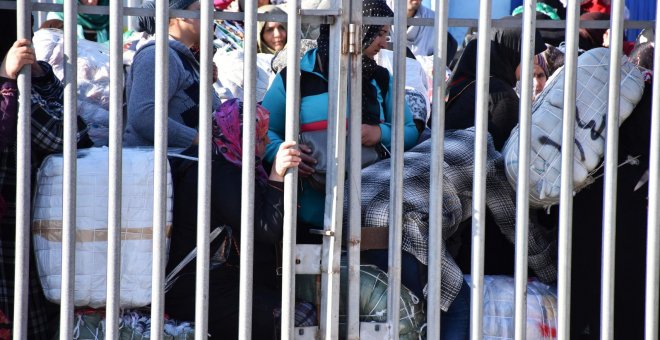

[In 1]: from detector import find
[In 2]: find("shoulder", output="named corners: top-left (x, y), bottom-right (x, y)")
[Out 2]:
top-left (418, 5), bottom-right (435, 18)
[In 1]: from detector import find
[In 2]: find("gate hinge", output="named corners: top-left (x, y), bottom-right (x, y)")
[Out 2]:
top-left (342, 23), bottom-right (358, 54)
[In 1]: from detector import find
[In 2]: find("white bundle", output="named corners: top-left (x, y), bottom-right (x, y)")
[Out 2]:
top-left (503, 48), bottom-right (645, 207)
top-left (33, 29), bottom-right (112, 146)
top-left (33, 148), bottom-right (173, 308)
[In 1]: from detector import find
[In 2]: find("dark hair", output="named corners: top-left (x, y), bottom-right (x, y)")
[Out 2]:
top-left (629, 42), bottom-right (654, 71)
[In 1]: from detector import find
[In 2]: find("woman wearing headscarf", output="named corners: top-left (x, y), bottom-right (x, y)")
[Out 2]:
top-left (434, 20), bottom-right (546, 150)
top-left (48, 0), bottom-right (110, 43)
top-left (261, 0), bottom-right (418, 231)
top-left (165, 99), bottom-right (301, 338)
top-left (124, 0), bottom-right (221, 148)
top-left (257, 5), bottom-right (287, 54)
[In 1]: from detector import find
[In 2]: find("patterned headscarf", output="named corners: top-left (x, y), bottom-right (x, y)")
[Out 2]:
top-left (212, 99), bottom-right (270, 185)
top-left (361, 0), bottom-right (394, 79)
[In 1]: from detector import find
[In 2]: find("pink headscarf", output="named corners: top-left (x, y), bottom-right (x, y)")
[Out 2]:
top-left (214, 0), bottom-right (234, 10)
top-left (212, 99), bottom-right (270, 185)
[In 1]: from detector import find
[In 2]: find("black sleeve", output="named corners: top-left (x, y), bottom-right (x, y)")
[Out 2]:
top-left (205, 155), bottom-right (285, 245)
top-left (443, 89), bottom-right (477, 131)
top-left (487, 89), bottom-right (520, 150)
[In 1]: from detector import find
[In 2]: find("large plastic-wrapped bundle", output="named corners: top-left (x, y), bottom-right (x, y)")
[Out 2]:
top-left (33, 28), bottom-right (111, 146)
top-left (33, 148), bottom-right (173, 308)
top-left (465, 275), bottom-right (557, 339)
top-left (375, 49), bottom-right (431, 118)
top-left (212, 50), bottom-right (275, 102)
top-left (503, 48), bottom-right (645, 207)
top-left (297, 264), bottom-right (426, 340)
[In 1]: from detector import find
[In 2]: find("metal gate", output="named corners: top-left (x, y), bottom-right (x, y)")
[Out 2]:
top-left (2, 0), bottom-right (659, 339)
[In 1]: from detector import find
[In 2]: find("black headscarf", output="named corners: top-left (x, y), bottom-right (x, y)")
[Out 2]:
top-left (316, 0), bottom-right (393, 125)
top-left (448, 20), bottom-right (545, 102)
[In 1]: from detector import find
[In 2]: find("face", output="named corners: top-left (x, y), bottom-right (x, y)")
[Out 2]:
top-left (363, 25), bottom-right (390, 60)
top-left (532, 64), bottom-right (547, 99)
top-left (171, 2), bottom-right (202, 46)
top-left (258, 0), bottom-right (271, 6)
top-left (261, 22), bottom-right (287, 51)
top-left (79, 0), bottom-right (99, 5)
top-left (407, 0), bottom-right (422, 13)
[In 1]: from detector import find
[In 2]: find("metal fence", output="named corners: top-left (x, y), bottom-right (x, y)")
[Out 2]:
top-left (2, 0), bottom-right (658, 338)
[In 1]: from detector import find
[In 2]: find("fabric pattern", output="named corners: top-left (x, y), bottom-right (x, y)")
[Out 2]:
top-left (353, 129), bottom-right (557, 310)
top-left (212, 99), bottom-right (270, 185)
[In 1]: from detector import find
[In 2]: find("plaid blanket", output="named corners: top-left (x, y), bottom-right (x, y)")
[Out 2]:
top-left (352, 128), bottom-right (557, 310)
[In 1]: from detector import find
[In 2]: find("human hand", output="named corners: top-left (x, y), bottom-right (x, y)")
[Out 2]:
top-left (270, 140), bottom-right (302, 181)
top-left (361, 124), bottom-right (381, 146)
top-left (296, 143), bottom-right (317, 178)
top-left (0, 39), bottom-right (36, 80)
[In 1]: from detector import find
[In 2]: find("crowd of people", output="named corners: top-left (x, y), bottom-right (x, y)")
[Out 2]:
top-left (0, 0), bottom-right (655, 338)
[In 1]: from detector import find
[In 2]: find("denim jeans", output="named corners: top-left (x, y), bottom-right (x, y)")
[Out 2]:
top-left (440, 279), bottom-right (470, 340)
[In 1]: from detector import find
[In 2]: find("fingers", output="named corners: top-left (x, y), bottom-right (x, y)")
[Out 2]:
top-left (298, 143), bottom-right (312, 154)
top-left (14, 39), bottom-right (31, 48)
top-left (279, 140), bottom-right (298, 150)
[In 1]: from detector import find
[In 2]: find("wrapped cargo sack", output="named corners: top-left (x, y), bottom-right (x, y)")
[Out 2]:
top-left (502, 47), bottom-right (645, 207)
top-left (33, 148), bottom-right (173, 308)
top-left (55, 309), bottom-right (194, 339)
top-left (465, 275), bottom-right (558, 339)
top-left (296, 264), bottom-right (426, 340)
top-left (33, 28), bottom-right (111, 146)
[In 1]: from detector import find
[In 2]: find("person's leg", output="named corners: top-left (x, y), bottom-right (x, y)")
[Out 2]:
top-left (440, 279), bottom-right (470, 340)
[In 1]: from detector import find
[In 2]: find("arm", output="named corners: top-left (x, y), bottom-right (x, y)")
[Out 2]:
top-left (379, 76), bottom-right (419, 150)
top-left (209, 161), bottom-right (285, 245)
top-left (126, 46), bottom-right (198, 147)
top-left (31, 61), bottom-right (63, 103)
top-left (261, 73), bottom-right (287, 163)
top-left (487, 90), bottom-right (520, 150)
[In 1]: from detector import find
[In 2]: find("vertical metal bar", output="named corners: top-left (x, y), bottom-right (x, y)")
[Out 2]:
top-left (557, 0), bottom-right (580, 338)
top-left (600, 1), bottom-right (624, 339)
top-left (645, 2), bottom-right (660, 339)
top-left (388, 0), bottom-right (407, 337)
top-left (346, 1), bottom-right (363, 339)
top-left (106, 0), bottom-right (124, 339)
top-left (470, 0), bottom-right (492, 337)
top-left (426, 0), bottom-right (449, 338)
top-left (238, 0), bottom-right (256, 337)
top-left (195, 0), bottom-right (213, 339)
top-left (330, 11), bottom-right (349, 337)
top-left (281, 0), bottom-right (301, 338)
top-left (59, 0), bottom-right (79, 338)
top-left (514, 2), bottom-right (537, 339)
top-left (127, 0), bottom-right (141, 31)
top-left (319, 0), bottom-right (349, 336)
top-left (150, 0), bottom-right (169, 338)
top-left (13, 1), bottom-right (32, 338)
